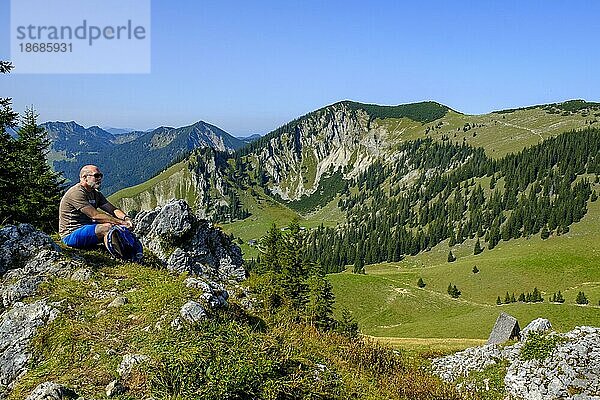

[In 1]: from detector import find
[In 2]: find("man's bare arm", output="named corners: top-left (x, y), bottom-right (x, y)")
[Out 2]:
top-left (80, 205), bottom-right (132, 228)
top-left (100, 202), bottom-right (129, 220)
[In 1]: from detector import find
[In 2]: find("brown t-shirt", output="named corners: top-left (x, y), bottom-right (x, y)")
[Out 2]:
top-left (58, 183), bottom-right (108, 238)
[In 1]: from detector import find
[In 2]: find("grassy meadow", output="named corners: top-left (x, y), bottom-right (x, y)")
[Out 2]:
top-left (329, 182), bottom-right (600, 345)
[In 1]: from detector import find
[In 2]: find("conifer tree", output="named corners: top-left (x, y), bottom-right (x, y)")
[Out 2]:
top-left (417, 277), bottom-right (426, 288)
top-left (496, 296), bottom-right (502, 305)
top-left (472, 265), bottom-right (479, 274)
top-left (259, 223), bottom-right (283, 273)
top-left (281, 220), bottom-right (310, 313)
top-left (447, 250), bottom-right (456, 263)
top-left (337, 307), bottom-right (359, 338)
top-left (0, 61), bottom-right (20, 226)
top-left (540, 225), bottom-right (550, 240)
top-left (576, 291), bottom-right (589, 305)
top-left (353, 255), bottom-right (365, 274)
top-left (13, 107), bottom-right (65, 231)
top-left (308, 274), bottom-right (336, 331)
top-left (473, 238), bottom-right (483, 255)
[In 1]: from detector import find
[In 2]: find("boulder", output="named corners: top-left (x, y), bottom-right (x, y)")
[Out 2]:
top-left (520, 318), bottom-right (552, 341)
top-left (24, 381), bottom-right (78, 400)
top-left (105, 380), bottom-right (126, 397)
top-left (487, 312), bottom-right (520, 345)
top-left (117, 354), bottom-right (150, 379)
top-left (0, 224), bottom-right (60, 278)
top-left (70, 267), bottom-right (93, 282)
top-left (107, 296), bottom-right (128, 308)
top-left (133, 200), bottom-right (245, 282)
top-left (0, 301), bottom-right (58, 394)
top-left (433, 323), bottom-right (600, 400)
top-left (180, 300), bottom-right (207, 325)
top-left (184, 277), bottom-right (229, 309)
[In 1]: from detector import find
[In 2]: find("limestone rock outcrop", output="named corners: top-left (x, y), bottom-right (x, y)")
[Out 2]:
top-left (133, 199), bottom-right (245, 282)
top-left (432, 324), bottom-right (600, 400)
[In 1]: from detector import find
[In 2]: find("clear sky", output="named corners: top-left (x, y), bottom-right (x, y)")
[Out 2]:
top-left (1, 0), bottom-right (599, 137)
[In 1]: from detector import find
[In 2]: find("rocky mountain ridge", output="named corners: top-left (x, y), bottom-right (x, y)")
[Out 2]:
top-left (110, 99), bottom-right (600, 215)
top-left (43, 120), bottom-right (245, 195)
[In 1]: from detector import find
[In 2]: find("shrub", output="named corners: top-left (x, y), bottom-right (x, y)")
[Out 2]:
top-left (520, 332), bottom-right (566, 361)
top-left (576, 291), bottom-right (589, 305)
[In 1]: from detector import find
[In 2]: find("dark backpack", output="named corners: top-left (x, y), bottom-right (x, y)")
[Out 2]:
top-left (106, 225), bottom-right (144, 262)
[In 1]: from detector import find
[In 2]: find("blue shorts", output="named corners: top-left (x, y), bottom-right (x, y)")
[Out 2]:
top-left (62, 224), bottom-right (99, 248)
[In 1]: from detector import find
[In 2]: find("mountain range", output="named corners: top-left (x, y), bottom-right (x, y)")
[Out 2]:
top-left (105, 98), bottom-right (600, 343)
top-left (110, 99), bottom-right (600, 214)
top-left (42, 120), bottom-right (247, 195)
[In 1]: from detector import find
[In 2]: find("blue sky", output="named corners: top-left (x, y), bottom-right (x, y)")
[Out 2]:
top-left (1, 0), bottom-right (599, 137)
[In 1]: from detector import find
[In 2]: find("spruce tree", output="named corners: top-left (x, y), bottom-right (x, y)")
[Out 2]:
top-left (0, 61), bottom-right (20, 226)
top-left (473, 239), bottom-right (483, 255)
top-left (496, 296), bottom-right (502, 305)
top-left (540, 225), bottom-right (550, 240)
top-left (576, 291), bottom-right (588, 305)
top-left (447, 250), bottom-right (456, 263)
top-left (337, 307), bottom-right (359, 338)
top-left (14, 107), bottom-right (65, 232)
top-left (472, 265), bottom-right (479, 274)
top-left (417, 277), bottom-right (426, 288)
top-left (308, 275), bottom-right (336, 331)
top-left (281, 220), bottom-right (310, 313)
top-left (259, 223), bottom-right (283, 273)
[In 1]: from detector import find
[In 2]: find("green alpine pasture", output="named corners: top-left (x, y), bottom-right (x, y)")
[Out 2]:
top-left (329, 187), bottom-right (600, 343)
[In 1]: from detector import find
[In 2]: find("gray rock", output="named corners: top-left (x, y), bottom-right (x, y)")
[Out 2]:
top-left (521, 318), bottom-right (552, 341)
top-left (0, 224), bottom-right (60, 278)
top-left (487, 312), bottom-right (520, 345)
top-left (133, 200), bottom-right (245, 283)
top-left (180, 300), bottom-right (207, 324)
top-left (105, 380), bottom-right (126, 397)
top-left (117, 354), bottom-right (149, 378)
top-left (433, 324), bottom-right (600, 400)
top-left (0, 301), bottom-right (58, 391)
top-left (108, 296), bottom-right (128, 308)
top-left (24, 381), bottom-right (78, 400)
top-left (70, 268), bottom-right (93, 282)
top-left (184, 278), bottom-right (229, 309)
top-left (170, 317), bottom-right (182, 330)
top-left (1, 275), bottom-right (44, 308)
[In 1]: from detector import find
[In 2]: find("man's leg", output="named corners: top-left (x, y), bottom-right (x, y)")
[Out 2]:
top-left (96, 223), bottom-right (125, 257)
top-left (62, 224), bottom-right (101, 248)
top-left (94, 223), bottom-right (113, 248)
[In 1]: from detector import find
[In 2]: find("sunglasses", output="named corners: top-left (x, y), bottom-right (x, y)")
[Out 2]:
top-left (87, 173), bottom-right (103, 179)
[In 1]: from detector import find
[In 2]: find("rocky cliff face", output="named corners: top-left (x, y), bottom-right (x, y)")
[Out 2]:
top-left (253, 102), bottom-right (390, 201)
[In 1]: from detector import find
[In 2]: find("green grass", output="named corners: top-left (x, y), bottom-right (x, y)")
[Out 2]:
top-left (329, 191), bottom-right (600, 343)
top-left (108, 161), bottom-right (192, 211)
top-left (377, 107), bottom-right (594, 159)
top-left (10, 247), bottom-right (468, 400)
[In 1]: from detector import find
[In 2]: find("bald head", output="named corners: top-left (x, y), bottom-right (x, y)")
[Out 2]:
top-left (79, 165), bottom-right (103, 191)
top-left (80, 165), bottom-right (99, 179)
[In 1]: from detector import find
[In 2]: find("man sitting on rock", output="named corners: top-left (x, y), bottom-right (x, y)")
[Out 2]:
top-left (59, 165), bottom-right (133, 249)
